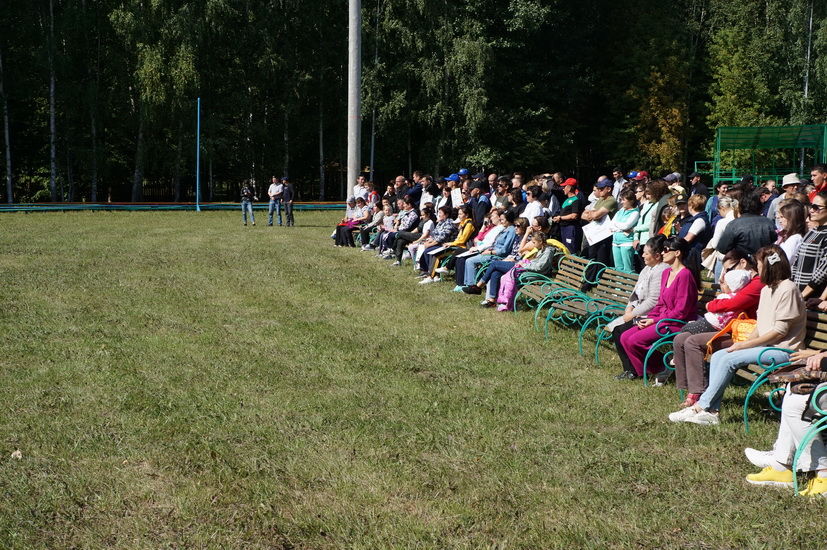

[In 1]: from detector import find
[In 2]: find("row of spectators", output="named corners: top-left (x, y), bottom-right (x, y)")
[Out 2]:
top-left (332, 164), bottom-right (827, 497)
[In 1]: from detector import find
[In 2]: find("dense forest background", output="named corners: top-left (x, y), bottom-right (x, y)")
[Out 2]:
top-left (1, 0), bottom-right (826, 203)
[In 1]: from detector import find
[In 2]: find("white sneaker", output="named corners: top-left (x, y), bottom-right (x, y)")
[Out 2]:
top-left (402, 251), bottom-right (411, 260)
top-left (684, 410), bottom-right (720, 426)
top-left (434, 267), bottom-right (449, 274)
top-left (419, 277), bottom-right (436, 284)
top-left (744, 448), bottom-right (778, 469)
top-left (668, 406), bottom-right (699, 423)
top-left (391, 261), bottom-right (401, 267)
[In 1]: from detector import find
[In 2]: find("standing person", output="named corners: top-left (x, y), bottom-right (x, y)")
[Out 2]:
top-left (267, 176), bottom-right (284, 226)
top-left (688, 172), bottom-right (707, 196)
top-left (715, 189), bottom-right (777, 257)
top-left (705, 181), bottom-right (729, 222)
top-left (282, 177), bottom-right (295, 226)
top-left (241, 180), bottom-right (257, 226)
top-left (775, 200), bottom-right (807, 265)
top-left (552, 178), bottom-right (583, 254)
top-left (611, 167), bottom-right (627, 200)
top-left (767, 173), bottom-right (801, 224)
top-left (352, 175), bottom-right (369, 201)
top-left (701, 196), bottom-right (739, 280)
top-left (808, 164), bottom-right (827, 201)
top-left (581, 178), bottom-right (618, 277)
top-left (609, 189), bottom-right (640, 273)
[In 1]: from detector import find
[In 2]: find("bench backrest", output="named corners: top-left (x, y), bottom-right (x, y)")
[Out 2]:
top-left (590, 268), bottom-right (639, 305)
top-left (552, 255), bottom-right (592, 289)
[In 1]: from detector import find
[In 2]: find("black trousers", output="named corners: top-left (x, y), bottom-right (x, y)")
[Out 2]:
top-left (612, 320), bottom-right (637, 374)
top-left (393, 231), bottom-right (419, 261)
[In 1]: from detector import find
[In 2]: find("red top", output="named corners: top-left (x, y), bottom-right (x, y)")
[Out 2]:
top-left (705, 275), bottom-right (764, 318)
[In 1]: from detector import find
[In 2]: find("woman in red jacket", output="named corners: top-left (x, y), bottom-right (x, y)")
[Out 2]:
top-left (671, 249), bottom-right (762, 407)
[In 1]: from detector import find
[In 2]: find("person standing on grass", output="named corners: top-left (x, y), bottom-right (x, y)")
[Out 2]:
top-left (282, 177), bottom-right (295, 226)
top-left (267, 176), bottom-right (284, 226)
top-left (552, 178), bottom-right (583, 254)
top-left (241, 180), bottom-right (257, 226)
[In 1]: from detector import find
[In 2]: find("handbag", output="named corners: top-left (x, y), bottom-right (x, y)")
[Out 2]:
top-left (704, 312), bottom-right (758, 360)
top-left (768, 366), bottom-right (827, 395)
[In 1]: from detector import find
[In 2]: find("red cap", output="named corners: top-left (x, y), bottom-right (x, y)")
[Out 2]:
top-left (562, 178), bottom-right (578, 187)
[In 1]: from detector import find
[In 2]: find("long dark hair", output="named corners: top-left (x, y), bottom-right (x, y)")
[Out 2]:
top-left (779, 200), bottom-right (807, 240)
top-left (664, 236), bottom-right (701, 288)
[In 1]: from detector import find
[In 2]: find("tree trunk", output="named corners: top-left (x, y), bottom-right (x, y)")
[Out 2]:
top-left (173, 119), bottom-right (183, 201)
top-left (48, 0), bottom-right (58, 201)
top-left (66, 145), bottom-right (74, 201)
top-left (0, 45), bottom-right (12, 203)
top-left (283, 109), bottom-right (289, 178)
top-left (90, 107), bottom-right (97, 202)
top-left (319, 98), bottom-right (325, 200)
top-left (131, 108), bottom-right (145, 202)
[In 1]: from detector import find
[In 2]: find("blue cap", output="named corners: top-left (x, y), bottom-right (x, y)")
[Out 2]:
top-left (626, 171), bottom-right (638, 179)
top-left (458, 168), bottom-right (469, 176)
top-left (595, 178), bottom-right (613, 189)
top-left (445, 174), bottom-right (460, 182)
top-left (281, 177), bottom-right (289, 182)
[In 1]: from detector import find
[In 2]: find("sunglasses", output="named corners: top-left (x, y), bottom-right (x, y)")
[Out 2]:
top-left (810, 204), bottom-right (825, 212)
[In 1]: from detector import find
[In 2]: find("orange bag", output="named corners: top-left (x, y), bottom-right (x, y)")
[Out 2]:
top-left (704, 312), bottom-right (757, 360)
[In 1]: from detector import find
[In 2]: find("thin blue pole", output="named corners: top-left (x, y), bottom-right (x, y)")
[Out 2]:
top-left (196, 97), bottom-right (201, 212)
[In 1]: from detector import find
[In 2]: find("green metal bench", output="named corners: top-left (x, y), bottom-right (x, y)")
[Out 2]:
top-left (513, 255), bottom-right (595, 330)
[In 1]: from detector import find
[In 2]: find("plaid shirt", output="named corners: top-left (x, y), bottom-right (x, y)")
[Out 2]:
top-left (791, 226), bottom-right (827, 292)
top-left (396, 209), bottom-right (419, 232)
top-left (431, 219), bottom-right (458, 243)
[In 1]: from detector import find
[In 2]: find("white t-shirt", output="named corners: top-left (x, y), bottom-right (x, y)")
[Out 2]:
top-left (522, 201), bottom-right (544, 224)
top-left (268, 183), bottom-right (284, 197)
top-left (687, 217), bottom-right (707, 238)
top-left (780, 233), bottom-right (804, 265)
top-left (352, 184), bottom-right (369, 201)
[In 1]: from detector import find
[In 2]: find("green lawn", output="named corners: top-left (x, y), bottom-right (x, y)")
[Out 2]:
top-left (0, 211), bottom-right (822, 549)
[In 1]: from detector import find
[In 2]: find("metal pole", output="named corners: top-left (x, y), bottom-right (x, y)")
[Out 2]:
top-left (801, 0), bottom-right (814, 175)
top-left (196, 97), bottom-right (201, 212)
top-left (346, 0), bottom-right (362, 198)
top-left (369, 0), bottom-right (380, 184)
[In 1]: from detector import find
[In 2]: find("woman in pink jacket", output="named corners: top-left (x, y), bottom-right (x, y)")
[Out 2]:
top-left (617, 237), bottom-right (700, 378)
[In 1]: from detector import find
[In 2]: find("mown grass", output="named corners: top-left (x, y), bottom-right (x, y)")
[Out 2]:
top-left (0, 210), bottom-right (823, 549)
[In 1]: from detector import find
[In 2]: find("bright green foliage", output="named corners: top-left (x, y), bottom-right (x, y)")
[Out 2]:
top-left (0, 0), bottom-right (826, 202)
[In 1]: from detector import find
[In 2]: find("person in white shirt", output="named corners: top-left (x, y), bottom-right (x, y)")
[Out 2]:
top-left (521, 185), bottom-right (544, 224)
top-left (352, 175), bottom-right (369, 201)
top-left (267, 176), bottom-right (284, 226)
top-left (611, 168), bottom-right (627, 200)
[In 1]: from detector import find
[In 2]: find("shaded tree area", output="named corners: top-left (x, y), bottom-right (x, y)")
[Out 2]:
top-left (0, 0), bottom-right (825, 203)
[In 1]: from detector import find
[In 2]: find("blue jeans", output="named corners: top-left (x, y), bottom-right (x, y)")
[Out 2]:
top-left (480, 260), bottom-right (516, 299)
top-left (268, 198), bottom-right (283, 225)
top-left (464, 254), bottom-right (493, 286)
top-left (241, 200), bottom-right (255, 224)
top-left (697, 346), bottom-right (791, 411)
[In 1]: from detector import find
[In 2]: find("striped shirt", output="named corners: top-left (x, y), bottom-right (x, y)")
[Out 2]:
top-left (791, 225), bottom-right (827, 292)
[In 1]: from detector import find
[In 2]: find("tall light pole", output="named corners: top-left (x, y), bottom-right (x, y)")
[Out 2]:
top-left (347, 0), bottom-right (362, 198)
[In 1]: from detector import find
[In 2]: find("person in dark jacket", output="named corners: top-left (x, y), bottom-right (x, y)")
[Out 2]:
top-left (715, 188), bottom-right (776, 257)
top-left (470, 182), bottom-right (492, 232)
top-left (281, 177), bottom-right (295, 226)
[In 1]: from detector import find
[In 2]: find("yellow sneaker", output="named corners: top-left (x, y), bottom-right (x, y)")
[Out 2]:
top-left (746, 467), bottom-right (794, 487)
top-left (799, 476), bottom-right (827, 497)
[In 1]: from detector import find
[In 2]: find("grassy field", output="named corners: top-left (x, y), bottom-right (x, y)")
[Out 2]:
top-left (0, 210), bottom-right (823, 549)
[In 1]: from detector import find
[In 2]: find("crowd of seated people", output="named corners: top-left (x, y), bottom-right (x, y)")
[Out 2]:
top-left (331, 165), bottom-right (827, 497)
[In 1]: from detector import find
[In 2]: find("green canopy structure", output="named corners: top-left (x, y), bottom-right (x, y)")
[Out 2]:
top-left (696, 124), bottom-right (827, 188)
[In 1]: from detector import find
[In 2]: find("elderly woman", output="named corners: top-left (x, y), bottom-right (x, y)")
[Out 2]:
top-left (334, 196), bottom-right (370, 247)
top-left (671, 249), bottom-right (762, 406)
top-left (617, 237), bottom-right (700, 379)
top-left (742, 349), bottom-right (827, 495)
top-left (701, 195), bottom-right (738, 279)
top-left (610, 235), bottom-right (669, 379)
top-left (670, 245), bottom-right (805, 425)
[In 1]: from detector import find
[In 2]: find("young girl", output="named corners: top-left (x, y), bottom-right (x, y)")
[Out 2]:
top-left (494, 232), bottom-right (557, 311)
top-left (609, 189), bottom-right (640, 273)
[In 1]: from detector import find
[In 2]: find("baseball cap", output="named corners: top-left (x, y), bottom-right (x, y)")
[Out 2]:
top-left (281, 176), bottom-right (289, 182)
top-left (562, 178), bottom-right (578, 187)
top-left (664, 173), bottom-right (679, 183)
top-left (472, 172), bottom-right (485, 180)
top-left (626, 171), bottom-right (639, 179)
top-left (595, 178), bottom-right (613, 189)
top-left (458, 168), bottom-right (469, 176)
top-left (688, 172), bottom-right (701, 179)
top-left (674, 194), bottom-right (688, 204)
top-left (445, 173), bottom-right (460, 182)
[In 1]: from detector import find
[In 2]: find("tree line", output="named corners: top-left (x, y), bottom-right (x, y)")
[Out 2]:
top-left (0, 0), bottom-right (825, 204)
